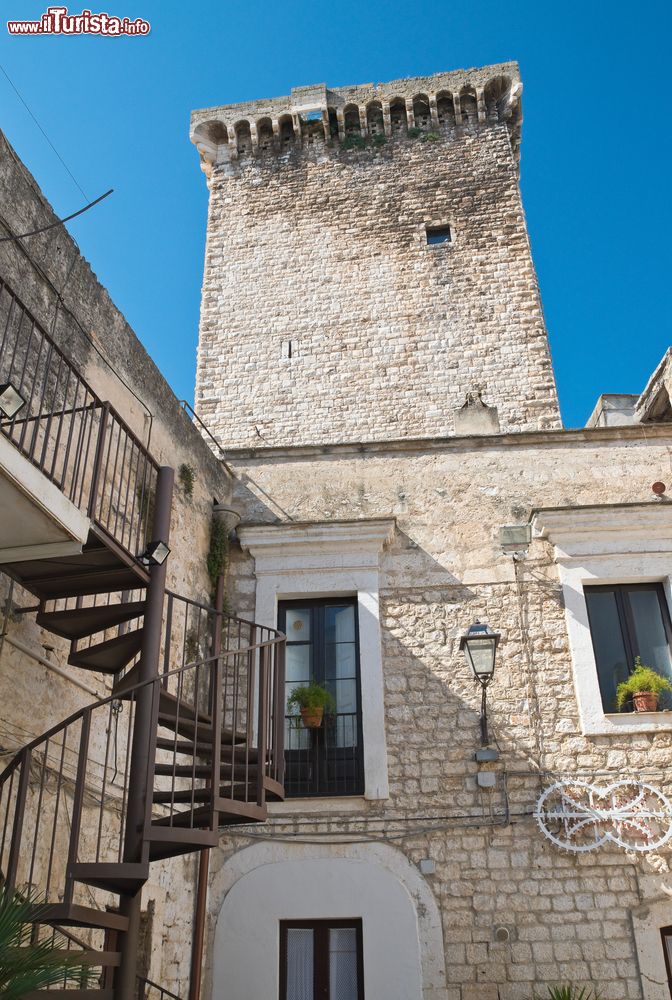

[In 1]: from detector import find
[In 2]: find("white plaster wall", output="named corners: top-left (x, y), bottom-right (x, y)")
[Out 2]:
top-left (211, 842), bottom-right (448, 1000)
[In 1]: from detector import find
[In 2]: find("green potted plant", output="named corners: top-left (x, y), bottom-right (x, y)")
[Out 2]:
top-left (287, 681), bottom-right (335, 729)
top-left (616, 657), bottom-right (672, 712)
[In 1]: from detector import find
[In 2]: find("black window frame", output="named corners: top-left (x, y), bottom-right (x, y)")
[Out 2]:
top-left (279, 597), bottom-right (364, 798)
top-left (425, 224), bottom-right (452, 245)
top-left (279, 918), bottom-right (364, 1000)
top-left (661, 925), bottom-right (672, 998)
top-left (584, 582), bottom-right (672, 712)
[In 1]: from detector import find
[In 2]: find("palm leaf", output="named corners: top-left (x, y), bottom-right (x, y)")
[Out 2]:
top-left (0, 889), bottom-right (93, 998)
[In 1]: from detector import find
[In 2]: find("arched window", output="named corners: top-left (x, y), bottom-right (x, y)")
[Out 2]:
top-left (343, 104), bottom-right (361, 136)
top-left (193, 119), bottom-right (228, 145)
top-left (257, 117), bottom-right (274, 153)
top-left (436, 91), bottom-right (455, 130)
top-left (366, 101), bottom-right (384, 136)
top-left (389, 97), bottom-right (407, 135)
top-left (412, 93), bottom-right (431, 130)
top-left (484, 76), bottom-right (512, 123)
top-left (459, 87), bottom-right (478, 125)
top-left (327, 107), bottom-right (339, 139)
top-left (235, 120), bottom-right (252, 155)
top-left (278, 114), bottom-right (295, 149)
top-left (301, 114), bottom-right (325, 147)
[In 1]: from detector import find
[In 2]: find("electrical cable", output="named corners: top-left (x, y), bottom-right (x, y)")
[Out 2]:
top-left (0, 62), bottom-right (88, 200)
top-left (0, 189), bottom-right (113, 243)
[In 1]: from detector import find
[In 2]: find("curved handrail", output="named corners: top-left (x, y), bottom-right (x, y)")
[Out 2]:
top-left (0, 588), bottom-right (286, 911)
top-left (0, 601), bottom-right (284, 785)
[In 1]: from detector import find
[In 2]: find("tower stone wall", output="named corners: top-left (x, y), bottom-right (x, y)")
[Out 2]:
top-left (192, 63), bottom-right (561, 449)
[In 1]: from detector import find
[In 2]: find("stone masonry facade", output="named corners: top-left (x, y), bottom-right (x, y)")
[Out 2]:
top-left (192, 63), bottom-right (561, 450)
top-left (207, 428), bottom-right (672, 1000)
top-left (192, 63), bottom-right (672, 1000)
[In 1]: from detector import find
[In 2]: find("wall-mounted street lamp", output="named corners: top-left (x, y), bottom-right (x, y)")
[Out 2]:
top-left (460, 620), bottom-right (500, 748)
top-left (139, 539), bottom-right (171, 567)
top-left (0, 381), bottom-right (26, 419)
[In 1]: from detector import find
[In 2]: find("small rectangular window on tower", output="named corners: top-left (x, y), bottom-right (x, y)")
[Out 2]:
top-left (426, 225), bottom-right (452, 246)
top-left (281, 340), bottom-right (293, 359)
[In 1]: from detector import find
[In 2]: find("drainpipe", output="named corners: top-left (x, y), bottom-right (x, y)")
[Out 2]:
top-left (188, 574), bottom-right (224, 1000)
top-left (114, 466), bottom-right (174, 1000)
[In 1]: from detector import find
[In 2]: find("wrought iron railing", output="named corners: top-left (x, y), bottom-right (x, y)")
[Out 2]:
top-left (284, 710), bottom-right (363, 797)
top-left (0, 593), bottom-right (285, 913)
top-left (0, 276), bottom-right (158, 561)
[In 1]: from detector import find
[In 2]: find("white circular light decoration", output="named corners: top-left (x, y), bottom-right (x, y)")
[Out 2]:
top-left (535, 780), bottom-right (672, 853)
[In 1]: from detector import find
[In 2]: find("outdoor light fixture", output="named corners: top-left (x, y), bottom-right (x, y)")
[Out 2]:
top-left (139, 539), bottom-right (171, 567)
top-left (459, 620), bottom-right (501, 747)
top-left (0, 381), bottom-right (26, 419)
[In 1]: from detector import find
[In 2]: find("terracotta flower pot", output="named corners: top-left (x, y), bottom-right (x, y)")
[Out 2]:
top-left (300, 706), bottom-right (324, 728)
top-left (633, 691), bottom-right (658, 712)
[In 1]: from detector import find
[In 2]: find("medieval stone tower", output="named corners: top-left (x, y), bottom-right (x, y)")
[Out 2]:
top-left (191, 62), bottom-right (561, 448)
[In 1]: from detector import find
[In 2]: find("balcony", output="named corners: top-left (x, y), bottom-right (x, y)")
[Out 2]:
top-left (0, 275), bottom-right (158, 583)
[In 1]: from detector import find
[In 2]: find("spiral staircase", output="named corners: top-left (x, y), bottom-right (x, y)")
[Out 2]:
top-left (0, 276), bottom-right (286, 997)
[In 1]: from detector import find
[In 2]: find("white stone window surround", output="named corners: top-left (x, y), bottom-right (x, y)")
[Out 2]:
top-left (532, 504), bottom-right (672, 737)
top-left (237, 518), bottom-right (395, 804)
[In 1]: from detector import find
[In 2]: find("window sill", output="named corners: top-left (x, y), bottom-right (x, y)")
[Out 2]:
top-left (268, 795), bottom-right (370, 817)
top-left (583, 710), bottom-right (672, 737)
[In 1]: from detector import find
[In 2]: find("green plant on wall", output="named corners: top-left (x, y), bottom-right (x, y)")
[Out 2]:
top-left (420, 131), bottom-right (440, 142)
top-left (371, 133), bottom-right (387, 147)
top-left (342, 134), bottom-right (366, 150)
top-left (407, 126), bottom-right (422, 139)
top-left (207, 514), bottom-right (229, 597)
top-left (178, 463), bottom-right (196, 499)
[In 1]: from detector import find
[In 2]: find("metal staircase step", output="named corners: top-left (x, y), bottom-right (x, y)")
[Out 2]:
top-left (23, 991), bottom-right (113, 999)
top-left (68, 629), bottom-right (143, 673)
top-left (21, 566), bottom-right (146, 600)
top-left (151, 797), bottom-right (266, 831)
top-left (24, 903), bottom-right (129, 932)
top-left (69, 861), bottom-right (149, 894)
top-left (155, 736), bottom-right (259, 762)
top-left (154, 761), bottom-right (259, 779)
top-left (152, 782), bottom-right (253, 805)
top-left (37, 600), bottom-right (146, 640)
top-left (156, 710), bottom-right (245, 745)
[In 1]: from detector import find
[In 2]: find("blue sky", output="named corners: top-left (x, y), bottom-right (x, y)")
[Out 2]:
top-left (1, 0), bottom-right (670, 428)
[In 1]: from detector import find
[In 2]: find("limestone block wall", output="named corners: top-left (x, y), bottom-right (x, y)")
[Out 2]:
top-left (194, 67), bottom-right (561, 450)
top-left (0, 131), bottom-right (232, 995)
top-left (207, 424), bottom-right (672, 1000)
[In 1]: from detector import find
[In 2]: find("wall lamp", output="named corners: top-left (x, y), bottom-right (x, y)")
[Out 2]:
top-left (0, 381), bottom-right (26, 419)
top-left (139, 540), bottom-right (171, 567)
top-left (459, 620), bottom-right (500, 748)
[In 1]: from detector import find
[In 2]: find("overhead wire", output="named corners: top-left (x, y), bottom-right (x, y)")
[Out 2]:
top-left (0, 61), bottom-right (88, 200)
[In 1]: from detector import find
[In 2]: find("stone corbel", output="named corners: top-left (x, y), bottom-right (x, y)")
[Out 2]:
top-left (429, 95), bottom-right (439, 129)
top-left (476, 88), bottom-right (486, 123)
top-left (381, 100), bottom-right (392, 137)
top-left (358, 105), bottom-right (368, 135)
top-left (249, 122), bottom-right (259, 154)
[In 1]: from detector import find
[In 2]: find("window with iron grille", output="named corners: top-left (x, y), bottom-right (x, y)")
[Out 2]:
top-left (279, 919), bottom-right (364, 1000)
top-left (584, 582), bottom-right (672, 712)
top-left (279, 598), bottom-right (364, 797)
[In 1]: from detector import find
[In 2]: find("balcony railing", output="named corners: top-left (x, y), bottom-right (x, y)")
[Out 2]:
top-left (284, 711), bottom-right (363, 797)
top-left (0, 276), bottom-right (158, 561)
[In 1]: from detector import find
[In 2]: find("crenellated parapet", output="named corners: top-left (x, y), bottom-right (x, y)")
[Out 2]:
top-left (190, 62), bottom-right (522, 178)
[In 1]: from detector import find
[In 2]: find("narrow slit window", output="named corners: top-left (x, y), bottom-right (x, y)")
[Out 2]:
top-left (426, 225), bottom-right (452, 246)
